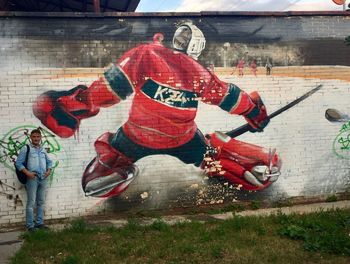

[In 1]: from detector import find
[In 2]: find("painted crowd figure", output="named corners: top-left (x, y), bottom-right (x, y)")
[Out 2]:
top-left (33, 22), bottom-right (281, 198)
top-left (266, 59), bottom-right (272, 75)
top-left (236, 58), bottom-right (245, 76)
top-left (249, 60), bottom-right (257, 76)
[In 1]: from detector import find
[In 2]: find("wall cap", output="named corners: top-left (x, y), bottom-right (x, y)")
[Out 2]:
top-left (0, 11), bottom-right (349, 18)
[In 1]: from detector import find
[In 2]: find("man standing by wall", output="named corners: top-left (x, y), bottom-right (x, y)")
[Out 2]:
top-left (16, 129), bottom-right (52, 231)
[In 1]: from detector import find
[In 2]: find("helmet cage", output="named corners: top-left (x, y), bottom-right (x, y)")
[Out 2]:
top-left (173, 22), bottom-right (206, 59)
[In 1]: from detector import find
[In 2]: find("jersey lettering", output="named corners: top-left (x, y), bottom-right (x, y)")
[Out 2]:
top-left (142, 79), bottom-right (198, 109)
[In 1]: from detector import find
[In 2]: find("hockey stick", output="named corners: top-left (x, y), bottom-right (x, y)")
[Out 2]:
top-left (223, 84), bottom-right (323, 138)
top-left (325, 108), bottom-right (350, 123)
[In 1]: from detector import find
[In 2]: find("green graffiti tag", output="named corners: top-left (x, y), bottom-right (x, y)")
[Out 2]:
top-left (333, 121), bottom-right (350, 159)
top-left (0, 126), bottom-right (62, 183)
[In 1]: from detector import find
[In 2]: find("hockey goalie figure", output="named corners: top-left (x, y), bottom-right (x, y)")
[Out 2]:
top-left (33, 21), bottom-right (281, 198)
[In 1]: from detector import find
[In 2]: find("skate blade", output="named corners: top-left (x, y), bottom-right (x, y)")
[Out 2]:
top-left (85, 167), bottom-right (139, 197)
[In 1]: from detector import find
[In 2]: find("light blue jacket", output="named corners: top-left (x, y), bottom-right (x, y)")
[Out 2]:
top-left (15, 144), bottom-right (53, 179)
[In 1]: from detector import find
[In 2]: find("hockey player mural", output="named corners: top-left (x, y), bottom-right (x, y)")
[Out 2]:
top-left (33, 21), bottom-right (281, 198)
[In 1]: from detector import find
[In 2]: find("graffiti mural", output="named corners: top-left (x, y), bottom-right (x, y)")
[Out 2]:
top-left (0, 126), bottom-right (62, 209)
top-left (33, 21), bottom-right (282, 198)
top-left (0, 126), bottom-right (61, 183)
top-left (333, 122), bottom-right (350, 160)
top-left (0, 13), bottom-right (350, 224)
top-left (325, 109), bottom-right (350, 159)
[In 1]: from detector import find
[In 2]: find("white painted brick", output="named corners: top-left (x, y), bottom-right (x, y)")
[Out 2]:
top-left (1, 38), bottom-right (350, 225)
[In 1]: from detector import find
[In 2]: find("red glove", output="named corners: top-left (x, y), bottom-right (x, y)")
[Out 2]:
top-left (243, 91), bottom-right (269, 132)
top-left (33, 85), bottom-right (99, 138)
top-left (33, 77), bottom-right (121, 138)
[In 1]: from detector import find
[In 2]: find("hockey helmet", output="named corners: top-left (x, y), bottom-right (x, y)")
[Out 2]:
top-left (173, 21), bottom-right (206, 60)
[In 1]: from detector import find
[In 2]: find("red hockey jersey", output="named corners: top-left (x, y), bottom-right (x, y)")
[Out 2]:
top-left (102, 37), bottom-right (256, 149)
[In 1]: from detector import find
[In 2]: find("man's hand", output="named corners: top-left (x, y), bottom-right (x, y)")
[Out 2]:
top-left (243, 91), bottom-right (269, 132)
top-left (25, 170), bottom-right (37, 179)
top-left (44, 169), bottom-right (52, 178)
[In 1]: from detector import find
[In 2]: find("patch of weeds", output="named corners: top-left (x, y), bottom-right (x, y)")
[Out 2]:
top-left (325, 195), bottom-right (338, 202)
top-left (68, 218), bottom-right (88, 233)
top-left (117, 218), bottom-right (144, 239)
top-left (206, 208), bottom-right (225, 214)
top-left (272, 210), bottom-right (291, 225)
top-left (207, 203), bottom-right (246, 215)
top-left (125, 218), bottom-right (142, 230)
top-left (250, 200), bottom-right (261, 210)
top-left (254, 224), bottom-right (267, 235)
top-left (225, 216), bottom-right (246, 231)
top-left (212, 223), bottom-right (227, 237)
top-left (149, 219), bottom-right (170, 232)
top-left (179, 243), bottom-right (196, 254)
top-left (306, 232), bottom-right (350, 255)
top-left (134, 209), bottom-right (161, 218)
top-left (200, 231), bottom-right (212, 242)
top-left (188, 208), bottom-right (200, 215)
top-left (105, 225), bottom-right (118, 233)
top-left (116, 241), bottom-right (134, 257)
top-left (225, 215), bottom-right (267, 235)
top-left (133, 241), bottom-right (150, 257)
top-left (11, 251), bottom-right (35, 264)
top-left (61, 255), bottom-right (79, 264)
top-left (22, 228), bottom-right (52, 244)
top-left (273, 198), bottom-right (293, 208)
top-left (278, 209), bottom-right (350, 256)
top-left (279, 224), bottom-right (306, 240)
top-left (211, 245), bottom-right (224, 258)
top-left (229, 203), bottom-right (246, 212)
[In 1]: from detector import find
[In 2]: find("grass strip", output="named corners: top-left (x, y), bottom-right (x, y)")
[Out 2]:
top-left (12, 209), bottom-right (350, 264)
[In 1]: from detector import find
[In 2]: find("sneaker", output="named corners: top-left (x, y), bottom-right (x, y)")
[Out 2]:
top-left (27, 227), bottom-right (36, 232)
top-left (35, 224), bottom-right (49, 230)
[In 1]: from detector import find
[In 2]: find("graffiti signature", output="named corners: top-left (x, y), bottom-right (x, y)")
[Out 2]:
top-left (0, 126), bottom-right (63, 203)
top-left (340, 121), bottom-right (350, 133)
top-left (338, 135), bottom-right (350, 150)
top-left (0, 126), bottom-right (61, 170)
top-left (333, 121), bottom-right (350, 159)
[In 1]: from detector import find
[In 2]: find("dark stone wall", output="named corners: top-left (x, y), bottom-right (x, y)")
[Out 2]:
top-left (0, 13), bottom-right (350, 69)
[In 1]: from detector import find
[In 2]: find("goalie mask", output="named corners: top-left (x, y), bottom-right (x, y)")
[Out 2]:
top-left (173, 22), bottom-right (206, 60)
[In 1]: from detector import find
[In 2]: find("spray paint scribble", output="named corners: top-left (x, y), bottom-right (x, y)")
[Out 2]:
top-left (333, 121), bottom-right (350, 159)
top-left (0, 125), bottom-right (62, 183)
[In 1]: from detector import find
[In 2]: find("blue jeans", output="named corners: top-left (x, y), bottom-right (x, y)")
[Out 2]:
top-left (25, 176), bottom-right (47, 229)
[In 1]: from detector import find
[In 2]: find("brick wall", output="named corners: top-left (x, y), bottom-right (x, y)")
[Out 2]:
top-left (0, 12), bottom-right (349, 226)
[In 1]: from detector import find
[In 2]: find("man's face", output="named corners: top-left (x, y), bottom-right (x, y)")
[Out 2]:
top-left (30, 132), bottom-right (42, 146)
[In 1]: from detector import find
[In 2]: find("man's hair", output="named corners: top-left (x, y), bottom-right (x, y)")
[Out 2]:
top-left (30, 128), bottom-right (42, 136)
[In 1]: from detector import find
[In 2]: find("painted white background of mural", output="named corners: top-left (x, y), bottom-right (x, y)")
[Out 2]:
top-left (0, 69), bottom-right (349, 225)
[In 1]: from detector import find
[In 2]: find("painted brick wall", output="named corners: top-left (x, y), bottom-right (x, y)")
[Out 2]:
top-left (0, 13), bottom-right (349, 226)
